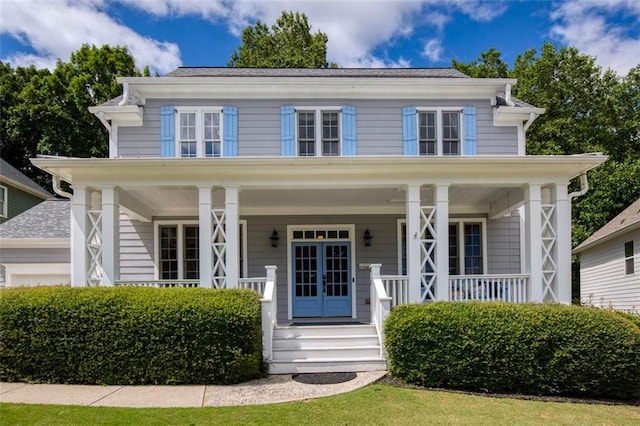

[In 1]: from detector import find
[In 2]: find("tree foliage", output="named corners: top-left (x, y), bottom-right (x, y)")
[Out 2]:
top-left (451, 47), bottom-right (508, 78)
top-left (228, 11), bottom-right (336, 68)
top-left (0, 44), bottom-right (146, 188)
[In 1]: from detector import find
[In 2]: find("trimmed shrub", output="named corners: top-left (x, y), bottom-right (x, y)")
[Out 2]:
top-left (385, 302), bottom-right (640, 400)
top-left (0, 287), bottom-right (263, 385)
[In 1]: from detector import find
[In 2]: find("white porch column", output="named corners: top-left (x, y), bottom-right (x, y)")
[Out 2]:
top-left (225, 185), bottom-right (240, 289)
top-left (406, 184), bottom-right (422, 303)
top-left (71, 186), bottom-right (90, 287)
top-left (553, 183), bottom-right (571, 304)
top-left (198, 186), bottom-right (213, 288)
top-left (434, 184), bottom-right (450, 301)
top-left (101, 186), bottom-right (119, 287)
top-left (524, 184), bottom-right (543, 302)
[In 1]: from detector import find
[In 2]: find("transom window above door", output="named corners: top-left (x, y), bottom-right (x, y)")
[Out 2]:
top-left (176, 108), bottom-right (223, 158)
top-left (297, 109), bottom-right (341, 156)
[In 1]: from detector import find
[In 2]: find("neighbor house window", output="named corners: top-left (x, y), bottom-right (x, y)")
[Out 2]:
top-left (398, 219), bottom-right (485, 275)
top-left (625, 241), bottom-right (635, 275)
top-left (0, 185), bottom-right (7, 218)
top-left (297, 108), bottom-right (341, 156)
top-left (176, 108), bottom-right (222, 158)
top-left (417, 109), bottom-right (461, 156)
top-left (157, 221), bottom-right (248, 280)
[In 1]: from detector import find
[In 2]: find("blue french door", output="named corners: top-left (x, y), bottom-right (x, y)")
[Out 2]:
top-left (292, 242), bottom-right (352, 317)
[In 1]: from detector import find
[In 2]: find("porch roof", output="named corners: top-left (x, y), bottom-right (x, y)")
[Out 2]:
top-left (32, 154), bottom-right (607, 188)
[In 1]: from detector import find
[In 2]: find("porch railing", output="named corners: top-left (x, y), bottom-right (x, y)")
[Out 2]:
top-left (370, 264), bottom-right (392, 359)
top-left (238, 277), bottom-right (267, 294)
top-left (380, 275), bottom-right (409, 307)
top-left (114, 280), bottom-right (200, 288)
top-left (449, 274), bottom-right (529, 303)
top-left (260, 266), bottom-right (278, 362)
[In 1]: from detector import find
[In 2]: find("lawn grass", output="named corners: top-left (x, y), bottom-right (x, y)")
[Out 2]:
top-left (1, 385), bottom-right (639, 425)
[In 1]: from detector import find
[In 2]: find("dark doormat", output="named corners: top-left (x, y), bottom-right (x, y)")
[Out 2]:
top-left (292, 372), bottom-right (357, 385)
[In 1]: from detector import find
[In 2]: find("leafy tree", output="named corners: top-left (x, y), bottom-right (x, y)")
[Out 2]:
top-left (228, 11), bottom-right (336, 68)
top-left (1, 44), bottom-right (145, 188)
top-left (451, 47), bottom-right (509, 78)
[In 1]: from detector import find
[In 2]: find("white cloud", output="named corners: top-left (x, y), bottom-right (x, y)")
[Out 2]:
top-left (422, 38), bottom-right (443, 62)
top-left (550, 0), bottom-right (640, 76)
top-left (0, 0), bottom-right (181, 74)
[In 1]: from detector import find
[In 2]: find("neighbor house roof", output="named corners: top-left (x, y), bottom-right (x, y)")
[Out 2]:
top-left (573, 198), bottom-right (640, 254)
top-left (0, 158), bottom-right (51, 199)
top-left (0, 198), bottom-right (69, 240)
top-left (164, 67), bottom-right (469, 78)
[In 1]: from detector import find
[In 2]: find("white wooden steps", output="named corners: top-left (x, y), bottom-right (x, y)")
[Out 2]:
top-left (268, 324), bottom-right (387, 374)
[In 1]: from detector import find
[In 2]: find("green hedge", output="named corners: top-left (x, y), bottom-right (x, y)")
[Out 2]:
top-left (385, 302), bottom-right (640, 400)
top-left (0, 287), bottom-right (263, 385)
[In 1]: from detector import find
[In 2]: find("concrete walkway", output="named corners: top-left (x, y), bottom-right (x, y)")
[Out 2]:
top-left (0, 371), bottom-right (386, 408)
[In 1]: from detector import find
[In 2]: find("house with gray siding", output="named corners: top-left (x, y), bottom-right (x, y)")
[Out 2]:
top-left (32, 68), bottom-right (606, 373)
top-left (0, 158), bottom-right (51, 224)
top-left (574, 198), bottom-right (640, 312)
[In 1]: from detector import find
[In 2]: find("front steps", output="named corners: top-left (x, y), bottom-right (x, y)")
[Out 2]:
top-left (268, 324), bottom-right (387, 374)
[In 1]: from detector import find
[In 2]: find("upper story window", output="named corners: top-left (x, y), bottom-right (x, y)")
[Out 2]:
top-left (625, 240), bottom-right (635, 275)
top-left (297, 109), bottom-right (341, 156)
top-left (176, 108), bottom-right (222, 158)
top-left (0, 185), bottom-right (7, 218)
top-left (418, 109), bottom-right (461, 156)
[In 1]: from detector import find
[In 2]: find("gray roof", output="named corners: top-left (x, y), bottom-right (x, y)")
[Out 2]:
top-left (165, 67), bottom-right (469, 78)
top-left (0, 158), bottom-right (51, 198)
top-left (574, 198), bottom-right (640, 253)
top-left (496, 93), bottom-right (537, 108)
top-left (0, 199), bottom-right (69, 239)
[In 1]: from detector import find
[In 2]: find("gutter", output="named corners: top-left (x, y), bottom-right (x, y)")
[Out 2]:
top-left (52, 176), bottom-right (73, 199)
top-left (569, 173), bottom-right (589, 200)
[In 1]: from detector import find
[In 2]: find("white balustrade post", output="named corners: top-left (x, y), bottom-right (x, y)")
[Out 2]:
top-left (406, 185), bottom-right (422, 303)
top-left (225, 185), bottom-right (240, 289)
top-left (101, 186), bottom-right (119, 287)
top-left (553, 183), bottom-right (571, 304)
top-left (198, 186), bottom-right (213, 288)
top-left (434, 184), bottom-right (450, 301)
top-left (71, 186), bottom-right (90, 287)
top-left (261, 265), bottom-right (278, 361)
top-left (524, 184), bottom-right (543, 302)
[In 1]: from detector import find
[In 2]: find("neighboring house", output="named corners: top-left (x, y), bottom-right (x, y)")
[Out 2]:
top-left (0, 199), bottom-right (70, 287)
top-left (0, 158), bottom-right (51, 224)
top-left (574, 198), bottom-right (640, 312)
top-left (31, 68), bottom-right (606, 373)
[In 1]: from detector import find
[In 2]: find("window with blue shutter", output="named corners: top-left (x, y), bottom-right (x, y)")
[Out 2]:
top-left (160, 106), bottom-right (175, 157)
top-left (462, 106), bottom-right (477, 155)
top-left (341, 105), bottom-right (357, 156)
top-left (223, 106), bottom-right (238, 157)
top-left (402, 106), bottom-right (417, 156)
top-left (281, 105), bottom-right (296, 156)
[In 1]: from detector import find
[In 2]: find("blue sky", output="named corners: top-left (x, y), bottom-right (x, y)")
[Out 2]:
top-left (1, 1), bottom-right (639, 76)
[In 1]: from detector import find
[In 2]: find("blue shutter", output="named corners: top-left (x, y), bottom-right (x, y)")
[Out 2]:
top-left (463, 106), bottom-right (477, 155)
top-left (160, 106), bottom-right (175, 157)
top-left (341, 105), bottom-right (357, 156)
top-left (223, 106), bottom-right (238, 157)
top-left (402, 106), bottom-right (417, 156)
top-left (281, 105), bottom-right (296, 156)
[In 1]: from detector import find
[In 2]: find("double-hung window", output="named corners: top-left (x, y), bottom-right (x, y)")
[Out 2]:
top-left (417, 109), bottom-right (461, 156)
top-left (0, 185), bottom-right (7, 219)
top-left (625, 241), bottom-right (635, 275)
top-left (176, 108), bottom-right (222, 158)
top-left (297, 108), bottom-right (341, 156)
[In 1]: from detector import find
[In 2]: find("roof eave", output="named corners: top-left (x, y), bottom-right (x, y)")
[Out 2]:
top-left (573, 221), bottom-right (640, 254)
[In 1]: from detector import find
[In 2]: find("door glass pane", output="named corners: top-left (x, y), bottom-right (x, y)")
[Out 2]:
top-left (464, 223), bottom-right (483, 274)
top-left (295, 245), bottom-right (318, 298)
top-left (325, 244), bottom-right (349, 297)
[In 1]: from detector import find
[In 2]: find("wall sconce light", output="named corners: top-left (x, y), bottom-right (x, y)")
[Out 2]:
top-left (270, 229), bottom-right (280, 247)
top-left (363, 228), bottom-right (372, 246)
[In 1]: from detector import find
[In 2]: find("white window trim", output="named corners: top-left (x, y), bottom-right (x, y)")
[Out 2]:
top-left (174, 107), bottom-right (224, 158)
top-left (397, 217), bottom-right (487, 275)
top-left (295, 106), bottom-right (342, 157)
top-left (154, 220), bottom-right (198, 280)
top-left (0, 184), bottom-right (7, 218)
top-left (416, 107), bottom-right (464, 156)
top-left (624, 240), bottom-right (635, 275)
top-left (239, 219), bottom-right (248, 278)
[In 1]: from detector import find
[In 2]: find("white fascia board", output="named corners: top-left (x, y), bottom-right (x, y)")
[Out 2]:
top-left (0, 178), bottom-right (50, 199)
top-left (116, 77), bottom-right (518, 100)
top-left (32, 155), bottom-right (607, 188)
top-left (0, 238), bottom-right (70, 249)
top-left (88, 105), bottom-right (143, 126)
top-left (493, 106), bottom-right (546, 126)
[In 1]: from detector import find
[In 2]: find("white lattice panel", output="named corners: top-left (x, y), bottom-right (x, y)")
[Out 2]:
top-left (87, 210), bottom-right (103, 286)
top-left (541, 204), bottom-right (558, 302)
top-left (212, 208), bottom-right (227, 288)
top-left (420, 206), bottom-right (437, 302)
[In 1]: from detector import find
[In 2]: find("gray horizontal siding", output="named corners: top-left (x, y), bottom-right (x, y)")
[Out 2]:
top-left (0, 248), bottom-right (69, 263)
top-left (119, 215), bottom-right (155, 280)
top-left (117, 98), bottom-right (517, 158)
top-left (487, 211), bottom-right (521, 274)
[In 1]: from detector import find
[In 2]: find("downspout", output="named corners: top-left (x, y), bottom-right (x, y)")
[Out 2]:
top-left (52, 176), bottom-right (73, 199)
top-left (118, 82), bottom-right (129, 106)
top-left (504, 83), bottom-right (515, 106)
top-left (569, 173), bottom-right (589, 200)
